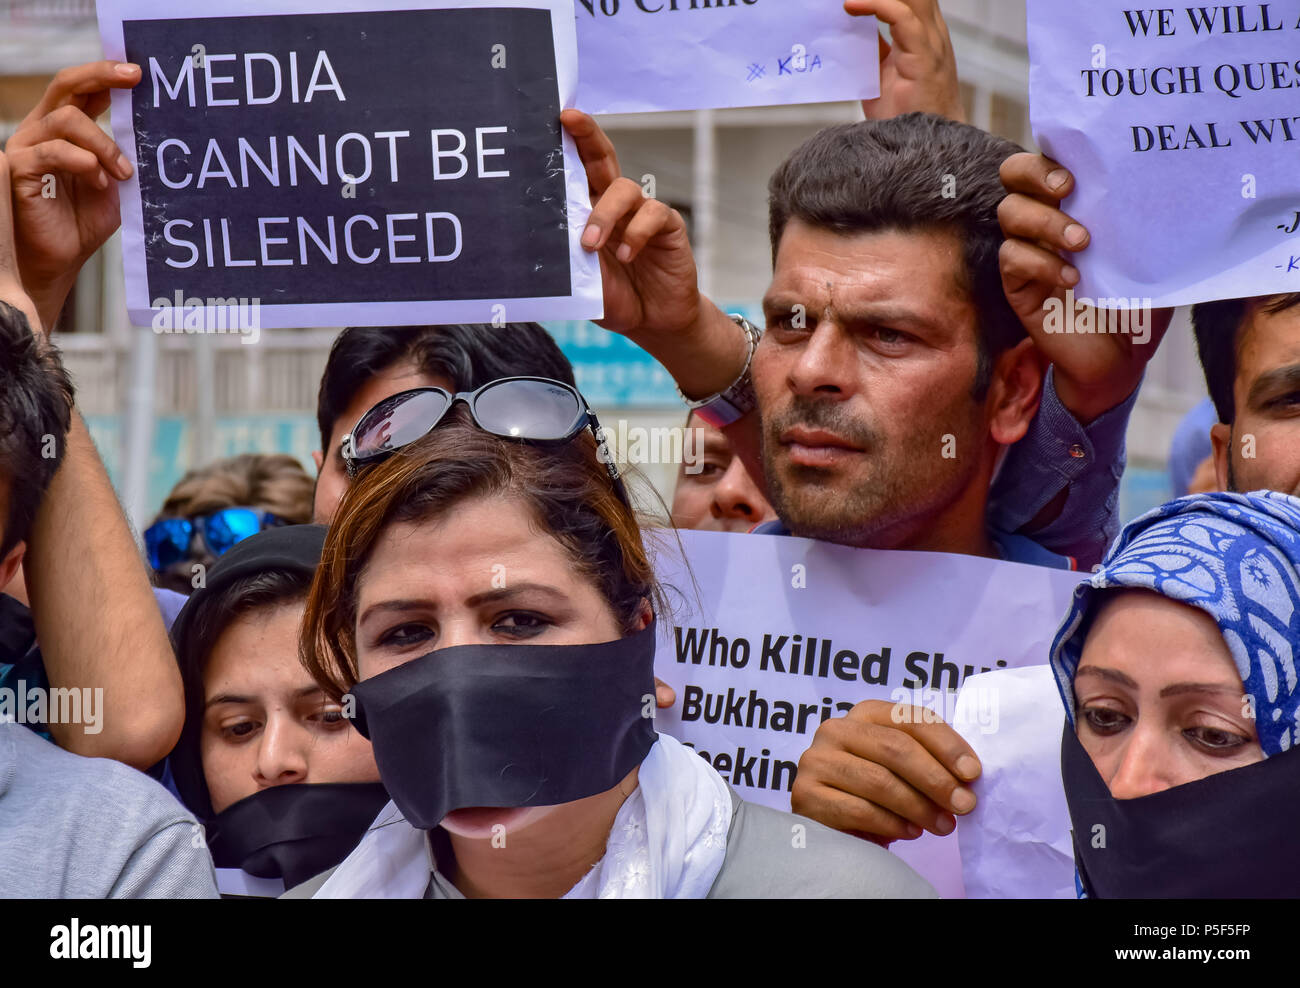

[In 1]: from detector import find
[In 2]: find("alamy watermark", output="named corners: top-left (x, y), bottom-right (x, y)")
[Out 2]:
top-left (889, 686), bottom-right (999, 736)
top-left (150, 290), bottom-right (260, 344)
top-left (0, 682), bottom-right (103, 735)
top-left (596, 421), bottom-right (705, 473)
top-left (1042, 289), bottom-right (1153, 345)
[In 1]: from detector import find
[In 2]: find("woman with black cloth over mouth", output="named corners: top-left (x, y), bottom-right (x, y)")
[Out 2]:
top-left (286, 377), bottom-right (935, 898)
top-left (1049, 490), bottom-right (1300, 898)
top-left (168, 524), bottom-right (388, 897)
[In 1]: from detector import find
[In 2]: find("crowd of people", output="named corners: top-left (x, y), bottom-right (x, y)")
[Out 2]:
top-left (1, 0), bottom-right (1297, 900)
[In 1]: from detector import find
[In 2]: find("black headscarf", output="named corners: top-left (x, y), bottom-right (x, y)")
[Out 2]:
top-left (168, 523), bottom-right (328, 820)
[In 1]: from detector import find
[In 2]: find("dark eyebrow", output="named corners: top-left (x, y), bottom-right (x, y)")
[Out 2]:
top-left (358, 583), bottom-right (570, 626)
top-left (1076, 667), bottom-right (1244, 700)
top-left (1247, 363), bottom-right (1300, 409)
top-left (831, 303), bottom-right (946, 337)
top-left (1074, 666), bottom-right (1139, 689)
top-left (761, 294), bottom-right (944, 337)
top-left (357, 599), bottom-right (432, 626)
top-left (205, 693), bottom-right (252, 710)
top-left (205, 685), bottom-right (323, 710)
top-left (1158, 683), bottom-right (1244, 699)
top-left (464, 583), bottom-right (571, 608)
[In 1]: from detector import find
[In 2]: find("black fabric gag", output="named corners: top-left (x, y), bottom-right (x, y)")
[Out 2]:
top-left (348, 621), bottom-right (660, 831)
top-left (1062, 722), bottom-right (1300, 898)
top-left (205, 781), bottom-right (391, 889)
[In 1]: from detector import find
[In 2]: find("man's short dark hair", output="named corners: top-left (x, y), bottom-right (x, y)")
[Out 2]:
top-left (1192, 294), bottom-right (1300, 425)
top-left (767, 112), bottom-right (1026, 396)
top-left (316, 323), bottom-right (576, 452)
top-left (0, 301), bottom-right (74, 558)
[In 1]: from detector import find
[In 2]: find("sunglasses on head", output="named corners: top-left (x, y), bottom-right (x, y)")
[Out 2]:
top-left (340, 376), bottom-right (626, 500)
top-left (144, 508), bottom-right (285, 572)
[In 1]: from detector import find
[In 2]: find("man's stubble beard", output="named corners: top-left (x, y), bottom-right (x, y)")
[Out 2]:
top-left (758, 397), bottom-right (988, 550)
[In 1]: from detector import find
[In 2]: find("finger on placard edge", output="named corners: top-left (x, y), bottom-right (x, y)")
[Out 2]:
top-left (814, 751), bottom-right (951, 833)
top-left (1000, 150), bottom-right (1074, 200)
top-left (794, 788), bottom-right (923, 843)
top-left (11, 141), bottom-right (105, 190)
top-left (583, 179), bottom-right (643, 251)
top-left (864, 707), bottom-right (981, 780)
top-left (854, 0), bottom-right (930, 53)
top-left (561, 110), bottom-right (620, 193)
top-left (999, 237), bottom-right (1080, 290)
top-left (998, 192), bottom-right (1090, 254)
top-left (27, 61), bottom-right (140, 123)
top-left (653, 677), bottom-right (675, 709)
top-left (560, 108), bottom-right (616, 162)
top-left (12, 106), bottom-right (125, 175)
top-left (612, 198), bottom-right (671, 263)
top-left (833, 719), bottom-right (975, 812)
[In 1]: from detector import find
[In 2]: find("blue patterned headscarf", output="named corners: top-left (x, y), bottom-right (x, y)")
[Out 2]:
top-left (1050, 491), bottom-right (1300, 756)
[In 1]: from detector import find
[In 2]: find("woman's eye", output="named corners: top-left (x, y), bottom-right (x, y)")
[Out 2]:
top-left (1184, 725), bottom-right (1250, 752)
top-left (378, 623), bottom-right (434, 649)
top-left (311, 707), bottom-right (349, 729)
top-left (222, 720), bottom-right (260, 740)
top-left (492, 612), bottom-right (552, 638)
top-left (1081, 705), bottom-right (1131, 735)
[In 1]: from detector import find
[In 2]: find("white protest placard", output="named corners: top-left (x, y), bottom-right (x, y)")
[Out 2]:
top-left (651, 529), bottom-right (1083, 897)
top-left (573, 3), bottom-right (879, 113)
top-left (97, 0), bottom-right (601, 331)
top-left (953, 667), bottom-right (1076, 899)
top-left (1027, 1), bottom-right (1300, 308)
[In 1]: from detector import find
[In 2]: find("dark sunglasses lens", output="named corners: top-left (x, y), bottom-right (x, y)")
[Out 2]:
top-left (205, 508), bottom-right (263, 556)
top-left (354, 390), bottom-right (451, 460)
top-left (145, 518), bottom-right (193, 570)
top-left (475, 380), bottom-right (582, 441)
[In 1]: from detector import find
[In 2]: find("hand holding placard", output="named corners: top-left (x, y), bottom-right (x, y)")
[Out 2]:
top-left (5, 61), bottom-right (140, 333)
top-left (563, 108), bottom-right (745, 403)
top-left (998, 152), bottom-right (1173, 424)
top-left (846, 0), bottom-right (964, 122)
top-left (791, 698), bottom-right (981, 846)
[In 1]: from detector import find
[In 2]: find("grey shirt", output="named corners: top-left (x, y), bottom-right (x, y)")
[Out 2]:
top-left (285, 788), bottom-right (936, 899)
top-left (0, 723), bottom-right (219, 898)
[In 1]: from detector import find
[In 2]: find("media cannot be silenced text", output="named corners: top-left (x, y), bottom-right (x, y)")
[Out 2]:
top-left (126, 8), bottom-right (573, 306)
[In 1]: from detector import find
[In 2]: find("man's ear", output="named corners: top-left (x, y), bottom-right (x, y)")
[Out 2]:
top-left (0, 541), bottom-right (26, 596)
top-left (988, 337), bottom-right (1043, 447)
top-left (311, 449), bottom-right (324, 474)
top-left (1210, 422), bottom-right (1232, 492)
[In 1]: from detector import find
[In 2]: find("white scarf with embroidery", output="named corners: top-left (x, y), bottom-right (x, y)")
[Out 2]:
top-left (313, 733), bottom-right (733, 899)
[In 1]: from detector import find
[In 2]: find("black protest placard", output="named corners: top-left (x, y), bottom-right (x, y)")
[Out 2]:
top-left (106, 3), bottom-right (596, 326)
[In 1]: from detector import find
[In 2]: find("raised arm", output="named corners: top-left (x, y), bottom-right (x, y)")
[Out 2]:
top-left (993, 152), bottom-right (1172, 566)
top-left (561, 108), bottom-right (765, 484)
top-left (2, 66), bottom-right (185, 767)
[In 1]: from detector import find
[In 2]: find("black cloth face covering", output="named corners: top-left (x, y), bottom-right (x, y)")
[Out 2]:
top-left (348, 622), bottom-right (660, 831)
top-left (205, 781), bottom-right (391, 889)
top-left (1062, 722), bottom-right (1300, 898)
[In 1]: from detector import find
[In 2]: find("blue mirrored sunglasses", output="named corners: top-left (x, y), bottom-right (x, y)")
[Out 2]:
top-left (144, 508), bottom-right (284, 571)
